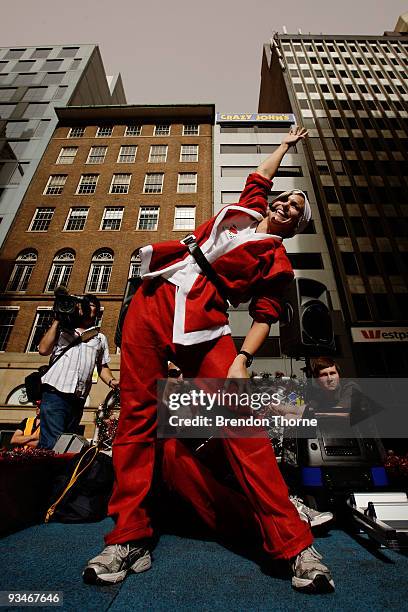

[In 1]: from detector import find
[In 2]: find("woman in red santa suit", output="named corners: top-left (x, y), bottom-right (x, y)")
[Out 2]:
top-left (83, 126), bottom-right (335, 594)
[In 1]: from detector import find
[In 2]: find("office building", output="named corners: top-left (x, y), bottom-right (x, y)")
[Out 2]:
top-left (0, 44), bottom-right (126, 247)
top-left (214, 112), bottom-right (351, 375)
top-left (259, 31), bottom-right (408, 376)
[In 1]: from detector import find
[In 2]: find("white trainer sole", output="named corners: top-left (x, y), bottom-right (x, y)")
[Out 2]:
top-left (83, 551), bottom-right (152, 585)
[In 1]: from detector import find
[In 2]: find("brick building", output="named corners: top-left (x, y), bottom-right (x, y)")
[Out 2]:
top-left (0, 104), bottom-right (215, 433)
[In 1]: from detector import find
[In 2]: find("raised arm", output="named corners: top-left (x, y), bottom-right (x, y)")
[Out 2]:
top-left (256, 126), bottom-right (308, 180)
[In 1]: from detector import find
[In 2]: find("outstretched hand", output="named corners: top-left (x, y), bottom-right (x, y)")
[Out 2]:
top-left (282, 125), bottom-right (308, 147)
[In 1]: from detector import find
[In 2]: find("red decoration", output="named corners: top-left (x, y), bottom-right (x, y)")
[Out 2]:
top-left (0, 447), bottom-right (55, 464)
top-left (385, 452), bottom-right (408, 484)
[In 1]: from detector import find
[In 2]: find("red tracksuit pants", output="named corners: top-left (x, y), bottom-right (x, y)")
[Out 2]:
top-left (106, 279), bottom-right (313, 559)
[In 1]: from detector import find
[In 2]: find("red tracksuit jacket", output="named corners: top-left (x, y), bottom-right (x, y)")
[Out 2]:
top-left (139, 173), bottom-right (294, 345)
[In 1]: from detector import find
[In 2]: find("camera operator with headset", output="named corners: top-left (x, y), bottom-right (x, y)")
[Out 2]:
top-left (38, 290), bottom-right (119, 450)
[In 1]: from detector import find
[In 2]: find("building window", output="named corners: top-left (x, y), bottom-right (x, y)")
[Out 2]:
top-left (352, 294), bottom-right (372, 321)
top-left (317, 161), bottom-right (330, 175)
top-left (149, 145), bottom-right (168, 163)
top-left (174, 206), bottom-right (196, 230)
top-left (14, 60), bottom-right (35, 71)
top-left (45, 250), bottom-right (75, 292)
top-left (86, 146), bottom-right (107, 164)
top-left (373, 294), bottom-right (393, 320)
top-left (323, 186), bottom-right (338, 203)
top-left (0, 104), bottom-right (15, 119)
top-left (22, 87), bottom-right (47, 102)
top-left (287, 253), bottom-right (324, 270)
top-left (7, 250), bottom-right (37, 292)
top-left (68, 126), bottom-right (85, 138)
top-left (101, 207), bottom-right (124, 231)
top-left (58, 47), bottom-right (79, 58)
top-left (367, 217), bottom-right (385, 237)
top-left (154, 124), bottom-right (170, 136)
top-left (143, 173), bottom-right (164, 194)
top-left (56, 146), bottom-right (78, 164)
top-left (180, 145), bottom-right (198, 162)
top-left (137, 206), bottom-right (160, 230)
top-left (64, 207), bottom-right (89, 231)
top-left (86, 250), bottom-right (113, 293)
top-left (341, 187), bottom-right (356, 203)
top-left (129, 251), bottom-right (141, 277)
top-left (77, 174), bottom-right (99, 195)
top-left (44, 174), bottom-right (67, 195)
top-left (220, 144), bottom-right (257, 154)
top-left (26, 310), bottom-right (54, 352)
top-left (341, 252), bottom-right (359, 275)
top-left (0, 308), bottom-right (19, 351)
top-left (0, 81), bottom-right (15, 96)
top-left (361, 253), bottom-right (379, 275)
top-left (125, 125), bottom-right (142, 136)
top-left (387, 218), bottom-right (407, 237)
top-left (23, 103), bottom-right (48, 118)
top-left (110, 173), bottom-right (131, 194)
top-left (42, 59), bottom-right (63, 70)
top-left (350, 217), bottom-right (366, 237)
top-left (42, 72), bottom-right (64, 85)
top-left (177, 173), bottom-right (197, 193)
top-left (28, 207), bottom-right (54, 231)
top-left (332, 217), bottom-right (348, 237)
top-left (118, 145), bottom-right (137, 163)
top-left (96, 126), bottom-right (113, 137)
top-left (5, 49), bottom-right (25, 60)
top-left (382, 253), bottom-right (398, 275)
top-left (183, 124), bottom-right (199, 136)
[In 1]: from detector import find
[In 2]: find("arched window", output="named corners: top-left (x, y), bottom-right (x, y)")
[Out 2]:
top-left (45, 249), bottom-right (75, 292)
top-left (86, 249), bottom-right (113, 293)
top-left (129, 250), bottom-right (141, 278)
top-left (7, 250), bottom-right (37, 292)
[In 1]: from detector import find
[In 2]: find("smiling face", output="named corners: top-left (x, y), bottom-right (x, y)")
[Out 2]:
top-left (256, 192), bottom-right (305, 237)
top-left (268, 192), bottom-right (305, 236)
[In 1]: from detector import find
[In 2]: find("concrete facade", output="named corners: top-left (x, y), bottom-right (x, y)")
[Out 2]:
top-left (0, 44), bottom-right (126, 247)
top-left (214, 112), bottom-right (351, 376)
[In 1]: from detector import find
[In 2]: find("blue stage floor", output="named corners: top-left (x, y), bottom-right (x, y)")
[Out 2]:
top-left (1, 519), bottom-right (407, 611)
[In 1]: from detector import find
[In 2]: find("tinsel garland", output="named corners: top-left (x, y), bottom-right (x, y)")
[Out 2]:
top-left (0, 447), bottom-right (55, 464)
top-left (385, 452), bottom-right (408, 481)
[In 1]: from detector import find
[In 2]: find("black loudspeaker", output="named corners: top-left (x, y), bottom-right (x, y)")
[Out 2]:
top-left (52, 434), bottom-right (89, 454)
top-left (279, 277), bottom-right (335, 357)
top-left (114, 276), bottom-right (143, 348)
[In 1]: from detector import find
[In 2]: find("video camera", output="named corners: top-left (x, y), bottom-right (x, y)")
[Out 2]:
top-left (53, 286), bottom-right (92, 329)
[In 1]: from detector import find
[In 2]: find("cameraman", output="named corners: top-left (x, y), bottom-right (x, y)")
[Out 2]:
top-left (38, 294), bottom-right (119, 449)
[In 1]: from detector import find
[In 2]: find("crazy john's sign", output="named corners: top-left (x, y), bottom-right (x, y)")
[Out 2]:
top-left (351, 327), bottom-right (408, 343)
top-left (216, 113), bottom-right (295, 123)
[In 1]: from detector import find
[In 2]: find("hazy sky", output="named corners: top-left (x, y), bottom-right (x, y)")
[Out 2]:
top-left (1, 0), bottom-right (407, 111)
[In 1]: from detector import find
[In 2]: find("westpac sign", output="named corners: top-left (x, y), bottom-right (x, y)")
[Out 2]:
top-left (351, 327), bottom-right (408, 343)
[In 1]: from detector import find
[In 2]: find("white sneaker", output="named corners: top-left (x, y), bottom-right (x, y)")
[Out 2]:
top-left (290, 496), bottom-right (333, 528)
top-left (292, 546), bottom-right (335, 593)
top-left (83, 543), bottom-right (151, 585)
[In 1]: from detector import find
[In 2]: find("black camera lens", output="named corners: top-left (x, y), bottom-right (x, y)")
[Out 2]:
top-left (168, 369), bottom-right (182, 378)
